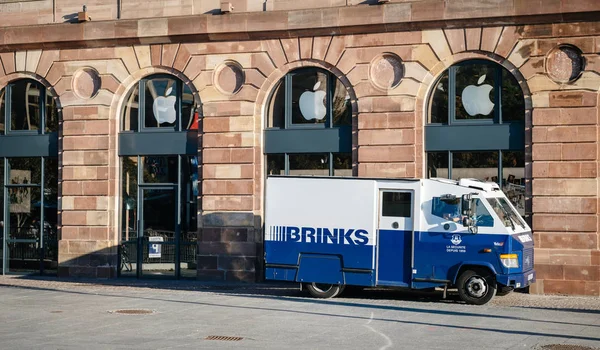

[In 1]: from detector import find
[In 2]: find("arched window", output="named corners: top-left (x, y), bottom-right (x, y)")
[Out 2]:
top-left (119, 74), bottom-right (199, 279)
top-left (425, 60), bottom-right (526, 215)
top-left (265, 68), bottom-right (352, 176)
top-left (0, 79), bottom-right (59, 275)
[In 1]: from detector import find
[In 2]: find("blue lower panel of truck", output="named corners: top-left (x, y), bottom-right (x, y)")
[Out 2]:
top-left (265, 241), bottom-right (375, 286)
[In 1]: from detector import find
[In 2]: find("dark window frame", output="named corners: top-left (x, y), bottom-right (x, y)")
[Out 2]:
top-left (428, 59), bottom-right (523, 127)
top-left (121, 74), bottom-right (196, 133)
top-left (381, 191), bottom-right (412, 218)
top-left (2, 79), bottom-right (55, 135)
top-left (264, 68), bottom-right (353, 176)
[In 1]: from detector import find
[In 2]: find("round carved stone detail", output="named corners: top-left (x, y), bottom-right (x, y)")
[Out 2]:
top-left (214, 61), bottom-right (244, 95)
top-left (72, 67), bottom-right (101, 100)
top-left (370, 53), bottom-right (404, 90)
top-left (546, 45), bottom-right (585, 83)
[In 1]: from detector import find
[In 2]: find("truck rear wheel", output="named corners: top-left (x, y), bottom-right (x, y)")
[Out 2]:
top-left (305, 283), bottom-right (344, 298)
top-left (456, 269), bottom-right (496, 305)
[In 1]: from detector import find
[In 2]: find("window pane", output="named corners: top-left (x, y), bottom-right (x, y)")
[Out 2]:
top-left (291, 71), bottom-right (327, 125)
top-left (502, 151), bottom-right (525, 216)
top-left (485, 198), bottom-right (515, 228)
top-left (431, 197), bottom-right (461, 222)
top-left (43, 158), bottom-right (58, 216)
top-left (455, 64), bottom-right (495, 120)
top-left (289, 153), bottom-right (328, 176)
top-left (501, 69), bottom-right (525, 122)
top-left (43, 157), bottom-right (59, 272)
top-left (144, 77), bottom-right (178, 128)
top-left (382, 192), bottom-right (411, 217)
top-left (427, 152), bottom-right (449, 178)
top-left (142, 156), bottom-right (178, 184)
top-left (0, 88), bottom-right (5, 134)
top-left (181, 156), bottom-right (198, 278)
top-left (122, 156), bottom-right (138, 242)
top-left (474, 199), bottom-right (493, 227)
top-left (141, 188), bottom-right (176, 278)
top-left (8, 187), bottom-right (41, 240)
top-left (498, 197), bottom-right (526, 227)
top-left (182, 84), bottom-right (197, 130)
top-left (267, 80), bottom-right (285, 128)
top-left (452, 151), bottom-right (499, 183)
top-left (11, 80), bottom-right (41, 131)
top-left (123, 85), bottom-right (139, 131)
top-left (45, 92), bottom-right (59, 133)
top-left (332, 79), bottom-right (351, 126)
top-left (429, 71), bottom-right (449, 124)
top-left (9, 158), bottom-right (41, 184)
top-left (267, 154), bottom-right (285, 176)
top-left (333, 153), bottom-right (352, 176)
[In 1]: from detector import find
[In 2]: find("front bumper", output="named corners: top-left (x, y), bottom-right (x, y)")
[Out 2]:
top-left (496, 270), bottom-right (536, 289)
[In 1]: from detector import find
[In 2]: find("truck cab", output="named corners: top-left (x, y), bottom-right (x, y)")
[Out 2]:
top-left (413, 178), bottom-right (535, 304)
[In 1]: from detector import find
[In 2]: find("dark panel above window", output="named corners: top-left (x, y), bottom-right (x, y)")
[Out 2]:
top-left (264, 126), bottom-right (352, 154)
top-left (0, 134), bottom-right (58, 157)
top-left (425, 124), bottom-right (524, 152)
top-left (119, 131), bottom-right (197, 156)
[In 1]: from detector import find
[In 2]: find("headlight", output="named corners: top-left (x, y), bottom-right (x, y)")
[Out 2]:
top-left (500, 254), bottom-right (519, 268)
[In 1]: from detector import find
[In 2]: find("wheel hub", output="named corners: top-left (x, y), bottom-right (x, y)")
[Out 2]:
top-left (466, 276), bottom-right (487, 298)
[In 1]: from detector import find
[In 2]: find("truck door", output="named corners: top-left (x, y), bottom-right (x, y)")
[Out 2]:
top-left (377, 190), bottom-right (413, 287)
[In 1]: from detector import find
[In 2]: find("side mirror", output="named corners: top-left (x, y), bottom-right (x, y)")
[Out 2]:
top-left (461, 194), bottom-right (473, 216)
top-left (461, 194), bottom-right (478, 234)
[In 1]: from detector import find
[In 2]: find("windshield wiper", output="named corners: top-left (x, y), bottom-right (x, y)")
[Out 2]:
top-left (498, 203), bottom-right (516, 230)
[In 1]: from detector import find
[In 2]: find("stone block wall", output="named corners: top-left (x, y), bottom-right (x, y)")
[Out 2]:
top-left (0, 3), bottom-right (597, 294)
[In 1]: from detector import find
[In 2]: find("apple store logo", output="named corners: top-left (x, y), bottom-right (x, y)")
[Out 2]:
top-left (153, 86), bottom-right (177, 124)
top-left (299, 81), bottom-right (327, 121)
top-left (461, 75), bottom-right (494, 116)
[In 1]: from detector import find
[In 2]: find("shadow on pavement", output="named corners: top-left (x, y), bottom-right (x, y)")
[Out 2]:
top-left (1, 275), bottom-right (600, 343)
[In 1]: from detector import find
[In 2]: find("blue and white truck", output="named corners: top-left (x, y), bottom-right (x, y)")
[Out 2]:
top-left (264, 176), bottom-right (535, 305)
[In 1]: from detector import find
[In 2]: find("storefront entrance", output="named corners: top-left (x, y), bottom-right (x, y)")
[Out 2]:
top-left (119, 74), bottom-right (199, 279)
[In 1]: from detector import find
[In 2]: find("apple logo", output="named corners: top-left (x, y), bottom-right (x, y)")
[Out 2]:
top-left (152, 86), bottom-right (177, 125)
top-left (461, 74), bottom-right (494, 116)
top-left (299, 81), bottom-right (327, 121)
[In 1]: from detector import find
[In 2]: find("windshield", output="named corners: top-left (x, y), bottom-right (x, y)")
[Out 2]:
top-left (498, 197), bottom-right (526, 228)
top-left (485, 197), bottom-right (525, 229)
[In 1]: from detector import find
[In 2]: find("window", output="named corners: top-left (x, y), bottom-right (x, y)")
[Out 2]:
top-left (122, 75), bottom-right (197, 132)
top-left (0, 79), bottom-right (58, 134)
top-left (431, 197), bottom-right (493, 227)
top-left (0, 79), bottom-right (59, 275)
top-left (119, 74), bottom-right (199, 279)
top-left (431, 197), bottom-right (461, 222)
top-left (265, 68), bottom-right (352, 176)
top-left (425, 60), bottom-right (526, 216)
top-left (382, 192), bottom-right (412, 217)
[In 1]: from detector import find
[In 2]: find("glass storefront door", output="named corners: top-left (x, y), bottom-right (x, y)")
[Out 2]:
top-left (2, 157), bottom-right (58, 275)
top-left (140, 187), bottom-right (177, 278)
top-left (120, 156), bottom-right (198, 279)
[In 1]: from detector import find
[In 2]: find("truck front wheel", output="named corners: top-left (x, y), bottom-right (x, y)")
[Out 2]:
top-left (305, 283), bottom-right (345, 298)
top-left (456, 269), bottom-right (496, 305)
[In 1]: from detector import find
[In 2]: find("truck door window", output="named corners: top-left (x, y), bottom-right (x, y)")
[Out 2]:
top-left (474, 199), bottom-right (493, 227)
top-left (431, 197), bottom-right (461, 222)
top-left (382, 192), bottom-right (412, 217)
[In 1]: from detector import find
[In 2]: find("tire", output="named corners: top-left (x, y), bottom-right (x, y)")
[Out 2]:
top-left (305, 283), bottom-right (345, 298)
top-left (496, 286), bottom-right (513, 297)
top-left (456, 269), bottom-right (496, 305)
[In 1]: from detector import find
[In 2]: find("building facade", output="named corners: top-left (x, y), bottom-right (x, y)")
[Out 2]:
top-left (0, 0), bottom-right (598, 295)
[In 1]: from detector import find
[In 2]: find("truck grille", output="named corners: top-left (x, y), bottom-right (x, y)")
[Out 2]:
top-left (522, 248), bottom-right (534, 271)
